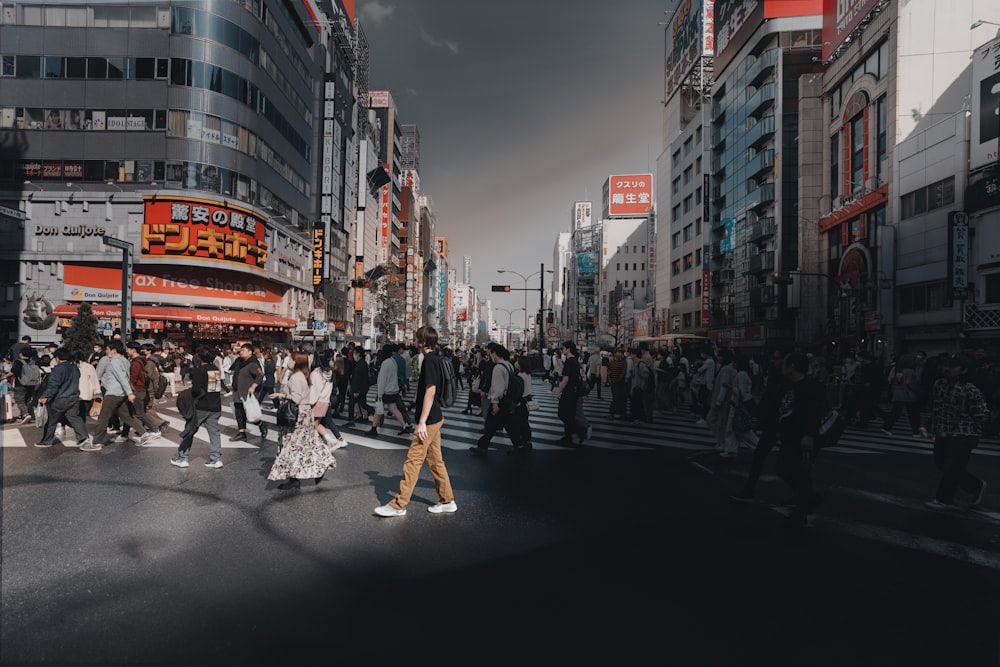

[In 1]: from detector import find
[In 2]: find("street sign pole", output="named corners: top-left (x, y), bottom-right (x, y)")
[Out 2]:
top-left (102, 235), bottom-right (133, 341)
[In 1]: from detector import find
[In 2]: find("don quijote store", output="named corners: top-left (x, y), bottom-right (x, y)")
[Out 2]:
top-left (15, 194), bottom-right (312, 346)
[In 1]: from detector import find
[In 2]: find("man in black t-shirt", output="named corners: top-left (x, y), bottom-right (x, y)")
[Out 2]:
top-left (555, 340), bottom-right (587, 446)
top-left (376, 326), bottom-right (457, 517)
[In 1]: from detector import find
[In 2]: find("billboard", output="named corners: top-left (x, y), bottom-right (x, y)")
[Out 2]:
top-left (141, 197), bottom-right (268, 271)
top-left (821, 0), bottom-right (879, 62)
top-left (665, 0), bottom-right (715, 101)
top-left (714, 0), bottom-right (764, 76)
top-left (368, 90), bottom-right (391, 108)
top-left (574, 201), bottom-right (592, 229)
top-left (607, 174), bottom-right (653, 217)
top-left (971, 36), bottom-right (1000, 171)
top-left (577, 252), bottom-right (598, 276)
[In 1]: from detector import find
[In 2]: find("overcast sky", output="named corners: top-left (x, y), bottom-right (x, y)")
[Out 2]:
top-left (358, 0), bottom-right (668, 316)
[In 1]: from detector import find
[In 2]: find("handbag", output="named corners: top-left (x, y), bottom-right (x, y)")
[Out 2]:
top-left (732, 403), bottom-right (752, 433)
top-left (374, 397), bottom-right (385, 416)
top-left (276, 398), bottom-right (299, 427)
top-left (525, 399), bottom-right (540, 412)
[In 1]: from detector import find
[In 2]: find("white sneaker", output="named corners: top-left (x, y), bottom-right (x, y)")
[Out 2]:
top-left (427, 501), bottom-right (458, 514)
top-left (70, 436), bottom-right (92, 448)
top-left (55, 425), bottom-right (65, 437)
top-left (374, 504), bottom-right (406, 517)
top-left (139, 431), bottom-right (160, 446)
top-left (204, 459), bottom-right (224, 469)
top-left (333, 438), bottom-right (348, 450)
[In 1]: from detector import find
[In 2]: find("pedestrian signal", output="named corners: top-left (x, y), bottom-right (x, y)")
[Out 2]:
top-left (492, 285), bottom-right (511, 292)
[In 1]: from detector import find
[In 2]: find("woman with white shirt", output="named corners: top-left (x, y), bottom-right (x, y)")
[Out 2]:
top-left (309, 349), bottom-right (348, 450)
top-left (370, 345), bottom-right (412, 437)
top-left (267, 353), bottom-right (337, 490)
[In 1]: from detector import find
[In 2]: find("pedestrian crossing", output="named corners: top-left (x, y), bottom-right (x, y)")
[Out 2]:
top-left (4, 378), bottom-right (1000, 458)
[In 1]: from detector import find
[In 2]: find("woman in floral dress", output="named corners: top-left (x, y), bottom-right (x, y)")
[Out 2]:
top-left (267, 353), bottom-right (337, 490)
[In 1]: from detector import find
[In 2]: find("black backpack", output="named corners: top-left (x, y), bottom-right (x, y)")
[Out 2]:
top-left (439, 356), bottom-right (457, 408)
top-left (499, 362), bottom-right (524, 412)
top-left (154, 373), bottom-right (169, 399)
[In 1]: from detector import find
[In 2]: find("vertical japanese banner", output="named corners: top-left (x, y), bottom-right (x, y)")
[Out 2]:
top-left (312, 223), bottom-right (326, 289)
top-left (948, 211), bottom-right (969, 301)
top-left (142, 197), bottom-right (268, 271)
top-left (701, 268), bottom-right (711, 327)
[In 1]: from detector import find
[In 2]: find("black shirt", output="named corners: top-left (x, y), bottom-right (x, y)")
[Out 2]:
top-left (777, 377), bottom-right (825, 445)
top-left (562, 356), bottom-right (582, 397)
top-left (415, 353), bottom-right (444, 426)
top-left (191, 363), bottom-right (223, 412)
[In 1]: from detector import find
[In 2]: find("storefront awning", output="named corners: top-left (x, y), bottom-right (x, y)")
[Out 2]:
top-left (54, 305), bottom-right (296, 328)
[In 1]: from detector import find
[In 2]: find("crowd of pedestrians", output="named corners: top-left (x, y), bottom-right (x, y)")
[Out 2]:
top-left (4, 330), bottom-right (1000, 525)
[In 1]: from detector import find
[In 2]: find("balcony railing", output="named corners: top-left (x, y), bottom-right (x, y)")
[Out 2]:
top-left (747, 48), bottom-right (778, 87)
top-left (964, 304), bottom-right (1000, 332)
top-left (747, 182), bottom-right (775, 210)
top-left (746, 115), bottom-right (775, 150)
top-left (746, 82), bottom-right (776, 118)
top-left (750, 217), bottom-right (776, 243)
top-left (748, 251), bottom-right (775, 274)
top-left (746, 149), bottom-right (775, 179)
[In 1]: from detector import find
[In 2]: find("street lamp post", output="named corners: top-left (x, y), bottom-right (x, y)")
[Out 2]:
top-left (496, 307), bottom-right (524, 349)
top-left (498, 265), bottom-right (552, 357)
top-left (102, 235), bottom-right (133, 341)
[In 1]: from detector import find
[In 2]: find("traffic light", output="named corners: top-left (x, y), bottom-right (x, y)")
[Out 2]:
top-left (492, 285), bottom-right (511, 292)
top-left (351, 279), bottom-right (372, 288)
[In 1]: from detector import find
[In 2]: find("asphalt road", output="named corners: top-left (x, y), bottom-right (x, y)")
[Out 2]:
top-left (3, 385), bottom-right (1000, 665)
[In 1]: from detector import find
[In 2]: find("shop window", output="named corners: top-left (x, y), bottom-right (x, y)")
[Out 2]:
top-left (986, 274), bottom-right (1000, 304)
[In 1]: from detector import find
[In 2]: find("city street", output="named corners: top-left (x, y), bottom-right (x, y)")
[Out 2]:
top-left (3, 380), bottom-right (1000, 664)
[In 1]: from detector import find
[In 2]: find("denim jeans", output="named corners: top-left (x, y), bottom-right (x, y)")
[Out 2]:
top-left (177, 409), bottom-right (222, 462)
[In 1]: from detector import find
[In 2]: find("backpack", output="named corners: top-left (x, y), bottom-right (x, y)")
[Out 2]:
top-left (439, 356), bottom-right (457, 408)
top-left (498, 362), bottom-right (524, 412)
top-left (19, 361), bottom-right (41, 387)
top-left (154, 373), bottom-right (168, 399)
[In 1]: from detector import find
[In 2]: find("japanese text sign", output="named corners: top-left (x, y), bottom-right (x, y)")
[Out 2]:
top-left (142, 198), bottom-right (268, 271)
top-left (607, 174), bottom-right (653, 217)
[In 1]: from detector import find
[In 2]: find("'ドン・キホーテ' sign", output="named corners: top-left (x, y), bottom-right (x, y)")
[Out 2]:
top-left (141, 197), bottom-right (269, 271)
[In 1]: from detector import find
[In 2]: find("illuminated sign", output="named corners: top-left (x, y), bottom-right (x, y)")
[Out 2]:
top-left (607, 174), bottom-right (653, 217)
top-left (312, 223), bottom-right (326, 288)
top-left (142, 197), bottom-right (268, 271)
top-left (971, 36), bottom-right (1000, 171)
top-left (369, 90), bottom-right (391, 108)
top-left (665, 0), bottom-right (715, 100)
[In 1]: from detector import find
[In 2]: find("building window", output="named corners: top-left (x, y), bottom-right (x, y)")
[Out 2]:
top-left (696, 156), bottom-right (702, 174)
top-left (672, 177), bottom-right (681, 194)
top-left (695, 186), bottom-right (702, 205)
top-left (683, 312), bottom-right (693, 329)
top-left (684, 195), bottom-right (693, 213)
top-left (616, 263), bottom-right (620, 271)
top-left (900, 177), bottom-right (955, 220)
top-left (695, 279), bottom-right (702, 296)
top-left (683, 224), bottom-right (693, 242)
top-left (985, 274), bottom-right (1000, 304)
top-left (683, 283), bottom-right (693, 299)
top-left (695, 218), bottom-right (702, 235)
top-left (672, 204), bottom-right (681, 221)
top-left (672, 232), bottom-right (681, 248)
top-left (672, 287), bottom-right (681, 303)
top-left (683, 165), bottom-right (693, 184)
top-left (695, 249), bottom-right (701, 266)
top-left (684, 136), bottom-right (693, 155)
top-left (831, 132), bottom-right (839, 197)
top-left (672, 260), bottom-right (681, 276)
top-left (876, 96), bottom-right (887, 184)
top-left (673, 150), bottom-right (681, 167)
top-left (696, 125), bottom-right (702, 144)
top-left (898, 282), bottom-right (953, 314)
top-left (683, 253), bottom-right (694, 271)
top-left (850, 113), bottom-right (864, 194)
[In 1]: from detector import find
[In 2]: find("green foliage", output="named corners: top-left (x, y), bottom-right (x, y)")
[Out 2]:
top-left (61, 302), bottom-right (103, 360)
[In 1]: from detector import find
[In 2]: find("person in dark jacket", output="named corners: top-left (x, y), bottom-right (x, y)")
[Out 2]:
top-left (171, 346), bottom-right (224, 468)
top-left (34, 348), bottom-right (91, 448)
top-left (230, 343), bottom-right (266, 442)
top-left (345, 351), bottom-right (372, 427)
top-left (732, 349), bottom-right (786, 501)
top-left (775, 352), bottom-right (827, 525)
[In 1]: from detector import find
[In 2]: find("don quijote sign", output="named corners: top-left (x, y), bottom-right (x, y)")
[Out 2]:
top-left (35, 224), bottom-right (107, 238)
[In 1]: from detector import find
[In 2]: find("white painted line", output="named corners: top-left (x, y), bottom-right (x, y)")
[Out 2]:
top-left (816, 514), bottom-right (1000, 571)
top-left (0, 426), bottom-right (28, 447)
top-left (691, 462), bottom-right (715, 475)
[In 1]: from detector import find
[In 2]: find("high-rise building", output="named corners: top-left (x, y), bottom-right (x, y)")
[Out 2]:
top-left (0, 0), bottom-right (334, 344)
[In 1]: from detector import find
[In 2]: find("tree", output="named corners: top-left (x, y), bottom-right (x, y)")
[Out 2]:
top-left (372, 262), bottom-right (407, 347)
top-left (62, 302), bottom-right (104, 360)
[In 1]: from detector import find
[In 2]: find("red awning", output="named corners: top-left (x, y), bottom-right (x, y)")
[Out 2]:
top-left (54, 305), bottom-right (296, 328)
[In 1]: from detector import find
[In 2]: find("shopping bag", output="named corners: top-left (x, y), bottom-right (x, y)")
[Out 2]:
top-left (33, 403), bottom-right (48, 428)
top-left (244, 393), bottom-right (262, 423)
top-left (374, 398), bottom-right (385, 416)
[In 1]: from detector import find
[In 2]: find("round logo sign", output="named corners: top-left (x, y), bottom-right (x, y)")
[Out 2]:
top-left (314, 298), bottom-right (326, 310)
top-left (546, 325), bottom-right (559, 339)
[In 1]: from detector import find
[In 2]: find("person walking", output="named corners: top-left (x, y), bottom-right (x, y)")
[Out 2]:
top-left (6, 347), bottom-right (41, 424)
top-left (121, 342), bottom-right (162, 441)
top-left (170, 346), bottom-right (225, 468)
top-left (369, 345), bottom-right (412, 437)
top-left (774, 352), bottom-right (827, 525)
top-left (375, 326), bottom-right (457, 516)
top-left (345, 348), bottom-right (373, 427)
top-left (693, 348), bottom-right (716, 425)
top-left (925, 354), bottom-right (989, 511)
top-left (629, 348), bottom-right (653, 424)
top-left (469, 343), bottom-right (518, 455)
top-left (881, 354), bottom-right (923, 437)
top-left (267, 353), bottom-right (337, 490)
top-left (82, 341), bottom-right (153, 451)
top-left (587, 349), bottom-right (603, 399)
top-left (310, 349), bottom-right (349, 449)
top-left (33, 348), bottom-right (91, 448)
top-left (607, 348), bottom-right (628, 419)
top-left (707, 349), bottom-right (738, 457)
top-left (555, 340), bottom-right (587, 447)
top-left (231, 343), bottom-right (267, 442)
top-left (732, 349), bottom-right (787, 502)
top-left (506, 355), bottom-right (535, 455)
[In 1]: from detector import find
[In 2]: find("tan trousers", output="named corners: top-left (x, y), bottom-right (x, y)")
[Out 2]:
top-left (390, 421), bottom-right (454, 509)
